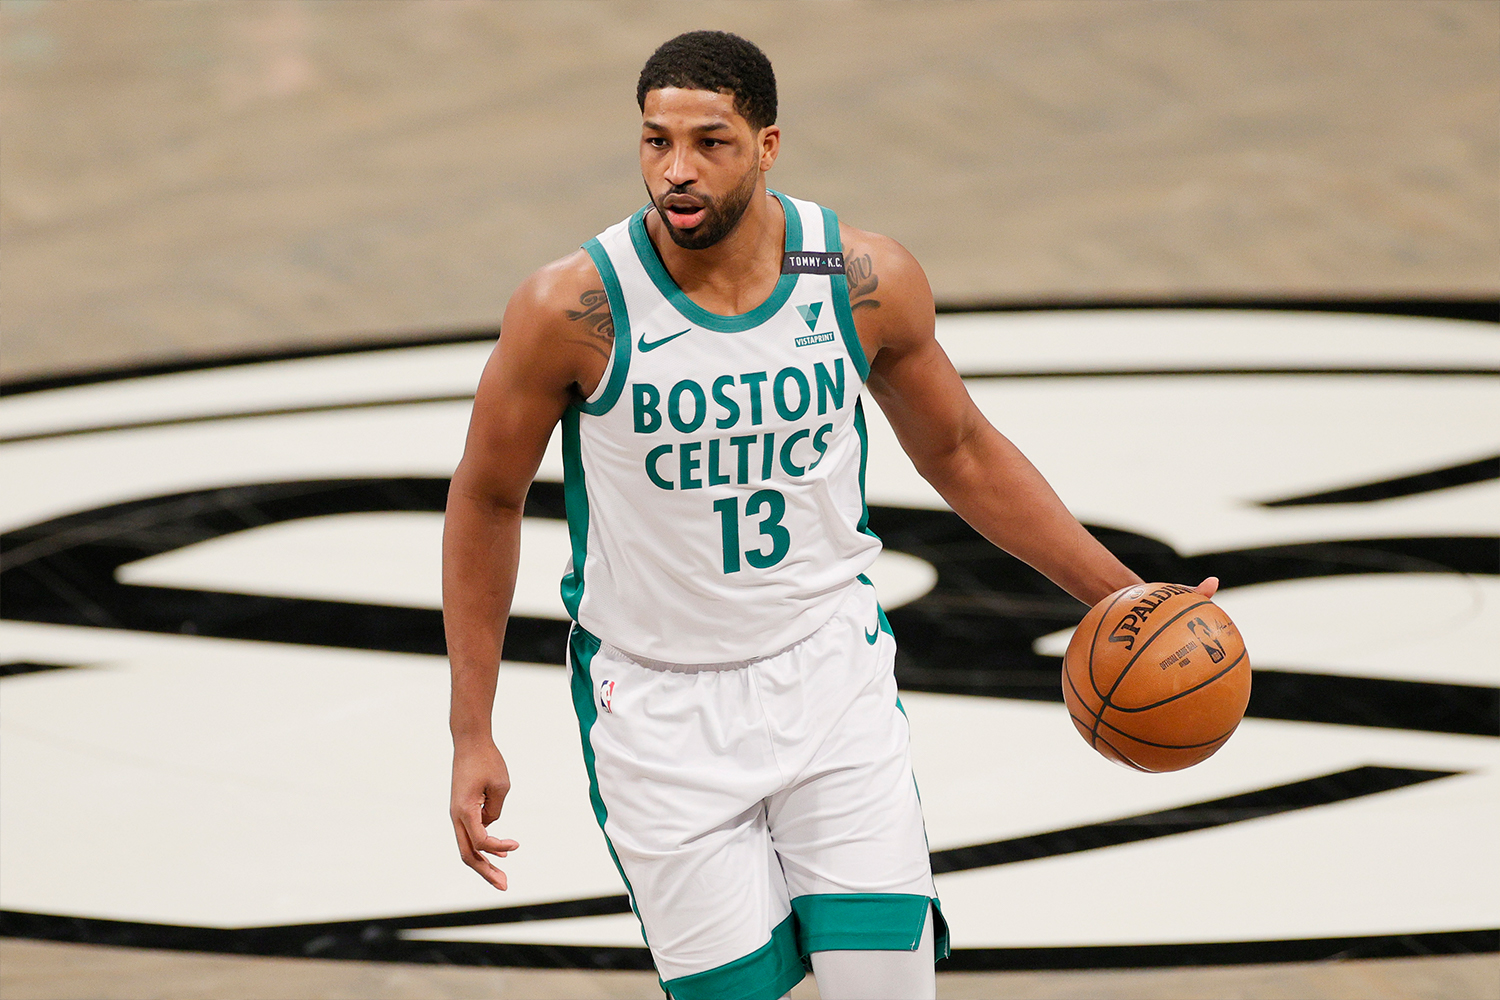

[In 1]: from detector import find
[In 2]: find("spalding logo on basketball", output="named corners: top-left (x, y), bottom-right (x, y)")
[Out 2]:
top-left (1064, 583), bottom-right (1251, 771)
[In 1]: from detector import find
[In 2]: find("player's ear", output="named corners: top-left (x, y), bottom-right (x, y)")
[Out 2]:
top-left (758, 125), bottom-right (780, 172)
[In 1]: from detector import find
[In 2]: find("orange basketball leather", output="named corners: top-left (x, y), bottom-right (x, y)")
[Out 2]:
top-left (1063, 583), bottom-right (1251, 772)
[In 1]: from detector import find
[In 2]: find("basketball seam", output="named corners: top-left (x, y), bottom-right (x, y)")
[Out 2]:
top-left (1065, 664), bottom-right (1105, 727)
top-left (1091, 595), bottom-right (1211, 749)
top-left (1093, 598), bottom-right (1214, 745)
top-left (1075, 591), bottom-right (1246, 767)
top-left (1089, 713), bottom-right (1241, 751)
top-left (1104, 647), bottom-right (1249, 713)
top-left (1084, 587), bottom-right (1138, 748)
top-left (1077, 686), bottom-right (1243, 752)
top-left (1078, 592), bottom-right (1248, 769)
top-left (1111, 599), bottom-right (1214, 687)
top-left (1091, 731), bottom-right (1154, 772)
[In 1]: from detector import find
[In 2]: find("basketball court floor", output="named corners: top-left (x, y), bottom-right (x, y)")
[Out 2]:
top-left (2, 3), bottom-right (1497, 998)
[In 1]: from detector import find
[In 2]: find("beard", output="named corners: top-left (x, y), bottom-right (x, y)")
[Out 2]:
top-left (649, 161), bottom-right (760, 251)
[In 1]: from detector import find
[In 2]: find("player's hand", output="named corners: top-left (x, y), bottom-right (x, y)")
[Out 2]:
top-left (1193, 576), bottom-right (1220, 599)
top-left (450, 740), bottom-right (520, 891)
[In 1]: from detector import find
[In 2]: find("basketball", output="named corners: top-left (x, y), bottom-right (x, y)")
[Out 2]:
top-left (1062, 583), bottom-right (1251, 772)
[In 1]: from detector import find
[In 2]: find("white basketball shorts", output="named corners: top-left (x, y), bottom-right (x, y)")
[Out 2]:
top-left (565, 577), bottom-right (949, 1000)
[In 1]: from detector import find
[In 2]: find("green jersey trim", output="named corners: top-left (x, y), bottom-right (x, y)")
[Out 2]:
top-left (661, 913), bottom-right (805, 1000)
top-left (790, 893), bottom-right (948, 956)
top-left (559, 407), bottom-right (588, 618)
top-left (627, 191), bottom-right (804, 333)
top-left (820, 204), bottom-right (871, 382)
top-left (852, 398), bottom-right (881, 544)
top-left (856, 573), bottom-right (896, 639)
top-left (578, 238), bottom-right (632, 416)
top-left (566, 626), bottom-right (655, 956)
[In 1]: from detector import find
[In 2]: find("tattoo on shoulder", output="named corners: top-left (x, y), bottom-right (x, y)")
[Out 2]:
top-left (564, 289), bottom-right (614, 359)
top-left (846, 253), bottom-right (880, 311)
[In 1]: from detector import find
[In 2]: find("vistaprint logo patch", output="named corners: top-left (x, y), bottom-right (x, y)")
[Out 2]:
top-left (794, 303), bottom-right (835, 346)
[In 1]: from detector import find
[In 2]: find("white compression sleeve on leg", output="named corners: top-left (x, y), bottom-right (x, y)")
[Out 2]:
top-left (808, 907), bottom-right (936, 1000)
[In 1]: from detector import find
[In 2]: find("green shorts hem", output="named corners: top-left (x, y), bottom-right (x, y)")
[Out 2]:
top-left (792, 893), bottom-right (951, 959)
top-left (661, 914), bottom-right (806, 1000)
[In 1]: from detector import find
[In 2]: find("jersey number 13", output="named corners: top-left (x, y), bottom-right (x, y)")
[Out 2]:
top-left (712, 490), bottom-right (790, 574)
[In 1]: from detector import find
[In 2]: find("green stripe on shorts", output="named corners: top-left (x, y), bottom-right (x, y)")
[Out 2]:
top-left (566, 625), bottom-right (651, 952)
top-left (662, 913), bottom-right (805, 1000)
top-left (792, 893), bottom-right (949, 956)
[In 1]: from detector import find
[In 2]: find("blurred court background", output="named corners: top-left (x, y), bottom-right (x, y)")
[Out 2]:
top-left (2, 1), bottom-right (1497, 998)
top-left (5, 0), bottom-right (1496, 382)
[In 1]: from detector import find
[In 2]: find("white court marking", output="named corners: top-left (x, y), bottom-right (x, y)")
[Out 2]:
top-left (1036, 574), bottom-right (1499, 687)
top-left (115, 514), bottom-right (939, 618)
top-left (4, 309), bottom-right (1496, 442)
top-left (1, 310), bottom-right (1495, 951)
top-left (2, 619), bottom-right (1494, 942)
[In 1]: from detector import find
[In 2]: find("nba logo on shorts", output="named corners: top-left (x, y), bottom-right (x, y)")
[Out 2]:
top-left (598, 679), bottom-right (616, 713)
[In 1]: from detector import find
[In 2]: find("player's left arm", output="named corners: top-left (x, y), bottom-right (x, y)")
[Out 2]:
top-left (846, 228), bottom-right (1215, 607)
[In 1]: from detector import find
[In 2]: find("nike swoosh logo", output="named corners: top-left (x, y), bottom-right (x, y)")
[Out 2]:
top-left (638, 329), bottom-right (690, 352)
top-left (858, 574), bottom-right (882, 643)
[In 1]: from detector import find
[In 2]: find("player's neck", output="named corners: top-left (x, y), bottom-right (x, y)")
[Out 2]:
top-left (649, 189), bottom-right (784, 316)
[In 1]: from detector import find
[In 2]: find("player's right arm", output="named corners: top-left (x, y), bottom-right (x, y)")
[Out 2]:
top-left (443, 251), bottom-right (612, 890)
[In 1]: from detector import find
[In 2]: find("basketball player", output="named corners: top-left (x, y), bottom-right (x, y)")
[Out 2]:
top-left (444, 31), bottom-right (1217, 1000)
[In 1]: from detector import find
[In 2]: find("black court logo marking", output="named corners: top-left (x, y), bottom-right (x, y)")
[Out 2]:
top-left (1, 299), bottom-right (1495, 971)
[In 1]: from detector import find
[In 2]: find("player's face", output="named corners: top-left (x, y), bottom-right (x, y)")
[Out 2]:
top-left (640, 88), bottom-right (777, 250)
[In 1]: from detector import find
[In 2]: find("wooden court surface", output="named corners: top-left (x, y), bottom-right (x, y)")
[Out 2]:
top-left (3, 939), bottom-right (1497, 1000)
top-left (1, 2), bottom-right (1497, 999)
top-left (3, 0), bottom-right (1496, 382)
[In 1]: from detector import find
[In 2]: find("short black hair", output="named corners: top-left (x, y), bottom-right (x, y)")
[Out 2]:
top-left (637, 31), bottom-right (777, 131)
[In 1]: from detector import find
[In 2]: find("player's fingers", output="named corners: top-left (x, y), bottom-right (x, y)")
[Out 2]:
top-left (480, 782), bottom-right (509, 826)
top-left (1194, 576), bottom-right (1220, 598)
top-left (453, 814), bottom-right (510, 890)
top-left (456, 804), bottom-right (492, 852)
top-left (466, 853), bottom-right (509, 891)
top-left (473, 835), bottom-right (521, 857)
top-left (457, 803), bottom-right (519, 857)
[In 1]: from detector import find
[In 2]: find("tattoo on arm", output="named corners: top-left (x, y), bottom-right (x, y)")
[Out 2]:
top-left (563, 289), bottom-right (615, 359)
top-left (846, 253), bottom-right (880, 311)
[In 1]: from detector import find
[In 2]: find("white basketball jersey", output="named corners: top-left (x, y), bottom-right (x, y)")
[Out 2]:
top-left (560, 192), bottom-right (881, 663)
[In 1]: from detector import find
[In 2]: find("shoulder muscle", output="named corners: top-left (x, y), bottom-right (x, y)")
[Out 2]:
top-left (484, 250), bottom-right (614, 404)
top-left (457, 251), bottom-right (613, 500)
top-left (838, 223), bottom-right (936, 367)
